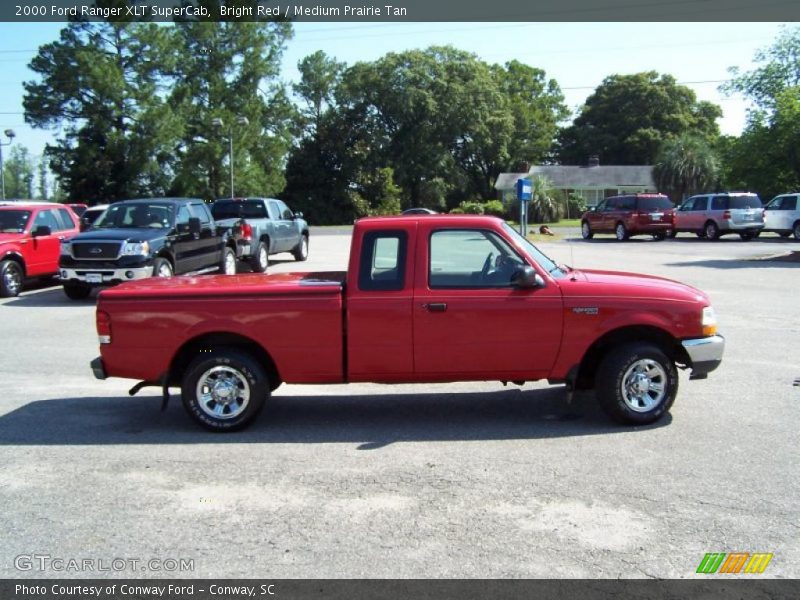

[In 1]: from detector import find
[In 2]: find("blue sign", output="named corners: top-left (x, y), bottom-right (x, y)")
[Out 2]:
top-left (516, 178), bottom-right (532, 201)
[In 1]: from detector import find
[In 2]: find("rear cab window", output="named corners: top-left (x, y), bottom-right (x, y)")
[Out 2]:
top-left (358, 230), bottom-right (407, 292)
top-left (212, 200), bottom-right (268, 220)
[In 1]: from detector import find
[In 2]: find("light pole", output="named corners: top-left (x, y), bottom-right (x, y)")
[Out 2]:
top-left (211, 116), bottom-right (249, 198)
top-left (0, 129), bottom-right (16, 200)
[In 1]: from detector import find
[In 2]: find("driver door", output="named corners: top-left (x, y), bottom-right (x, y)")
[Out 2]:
top-left (412, 225), bottom-right (563, 381)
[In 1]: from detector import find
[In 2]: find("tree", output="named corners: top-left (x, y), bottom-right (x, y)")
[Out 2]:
top-left (653, 134), bottom-right (719, 202)
top-left (24, 22), bottom-right (182, 203)
top-left (37, 157), bottom-right (48, 201)
top-left (294, 50), bottom-right (346, 137)
top-left (492, 60), bottom-right (568, 166)
top-left (722, 26), bottom-right (800, 113)
top-left (3, 145), bottom-right (35, 199)
top-left (169, 21), bottom-right (295, 200)
top-left (558, 72), bottom-right (721, 165)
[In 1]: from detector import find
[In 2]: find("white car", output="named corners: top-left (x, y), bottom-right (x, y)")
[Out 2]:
top-left (763, 193), bottom-right (800, 240)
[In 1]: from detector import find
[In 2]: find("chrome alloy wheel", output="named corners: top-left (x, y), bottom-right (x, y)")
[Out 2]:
top-left (620, 359), bottom-right (667, 412)
top-left (299, 236), bottom-right (308, 259)
top-left (257, 245), bottom-right (268, 270)
top-left (157, 262), bottom-right (173, 277)
top-left (224, 251), bottom-right (237, 275)
top-left (195, 366), bottom-right (251, 420)
top-left (3, 264), bottom-right (21, 295)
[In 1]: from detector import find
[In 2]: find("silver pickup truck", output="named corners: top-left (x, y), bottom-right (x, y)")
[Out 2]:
top-left (211, 197), bottom-right (309, 272)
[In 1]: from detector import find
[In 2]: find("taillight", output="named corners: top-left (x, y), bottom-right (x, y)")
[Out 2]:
top-left (96, 310), bottom-right (112, 344)
top-left (722, 210), bottom-right (731, 220)
top-left (240, 222), bottom-right (253, 241)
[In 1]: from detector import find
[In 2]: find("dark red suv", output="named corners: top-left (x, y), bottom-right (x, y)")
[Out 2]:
top-left (581, 193), bottom-right (675, 241)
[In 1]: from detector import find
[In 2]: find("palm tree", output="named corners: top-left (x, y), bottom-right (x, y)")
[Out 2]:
top-left (528, 174), bottom-right (561, 222)
top-left (654, 134), bottom-right (720, 202)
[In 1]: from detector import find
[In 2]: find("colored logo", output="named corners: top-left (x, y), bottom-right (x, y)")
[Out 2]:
top-left (696, 552), bottom-right (773, 574)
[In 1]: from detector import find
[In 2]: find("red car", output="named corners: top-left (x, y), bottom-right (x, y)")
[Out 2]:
top-left (581, 193), bottom-right (675, 241)
top-left (0, 203), bottom-right (80, 296)
top-left (91, 215), bottom-right (723, 432)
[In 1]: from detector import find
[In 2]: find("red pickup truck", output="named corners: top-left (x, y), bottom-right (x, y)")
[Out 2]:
top-left (91, 215), bottom-right (724, 431)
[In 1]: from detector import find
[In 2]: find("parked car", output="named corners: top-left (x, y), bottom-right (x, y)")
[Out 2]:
top-left (762, 193), bottom-right (800, 240)
top-left (210, 197), bottom-right (309, 273)
top-left (0, 202), bottom-right (80, 297)
top-left (91, 214), bottom-right (724, 432)
top-left (59, 198), bottom-right (240, 300)
top-left (67, 203), bottom-right (88, 217)
top-left (673, 192), bottom-right (764, 240)
top-left (79, 204), bottom-right (109, 231)
top-left (402, 208), bottom-right (438, 215)
top-left (581, 193), bottom-right (675, 241)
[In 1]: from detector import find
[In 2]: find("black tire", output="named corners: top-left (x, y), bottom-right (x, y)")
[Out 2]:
top-left (794, 221), bottom-right (800, 241)
top-left (220, 247), bottom-right (237, 275)
top-left (181, 348), bottom-right (269, 432)
top-left (581, 221), bottom-right (593, 240)
top-left (739, 231), bottom-right (755, 241)
top-left (0, 259), bottom-right (24, 297)
top-left (665, 229), bottom-right (677, 239)
top-left (695, 231), bottom-right (707, 239)
top-left (63, 282), bottom-right (92, 300)
top-left (615, 222), bottom-right (628, 241)
top-left (292, 233), bottom-right (309, 261)
top-left (779, 232), bottom-right (791, 238)
top-left (704, 221), bottom-right (719, 240)
top-left (595, 343), bottom-right (678, 425)
top-left (153, 257), bottom-right (173, 278)
top-left (250, 241), bottom-right (269, 273)
top-left (652, 232), bottom-right (666, 241)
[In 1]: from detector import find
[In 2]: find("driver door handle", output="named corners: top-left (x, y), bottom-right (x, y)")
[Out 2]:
top-left (423, 302), bottom-right (447, 313)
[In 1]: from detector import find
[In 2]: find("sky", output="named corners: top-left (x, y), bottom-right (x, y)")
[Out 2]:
top-left (0, 21), bottom-right (789, 166)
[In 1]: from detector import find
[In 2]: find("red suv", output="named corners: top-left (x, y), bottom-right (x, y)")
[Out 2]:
top-left (581, 193), bottom-right (675, 241)
top-left (0, 203), bottom-right (80, 297)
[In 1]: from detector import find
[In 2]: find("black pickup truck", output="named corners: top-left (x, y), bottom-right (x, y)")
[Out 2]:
top-left (59, 198), bottom-right (239, 300)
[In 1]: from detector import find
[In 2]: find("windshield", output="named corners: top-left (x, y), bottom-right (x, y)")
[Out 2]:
top-left (502, 222), bottom-right (566, 279)
top-left (212, 200), bottom-right (268, 220)
top-left (94, 203), bottom-right (174, 229)
top-left (728, 195), bottom-right (761, 209)
top-left (0, 210), bottom-right (31, 233)
top-left (637, 197), bottom-right (673, 210)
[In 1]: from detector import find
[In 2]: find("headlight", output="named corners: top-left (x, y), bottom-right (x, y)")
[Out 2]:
top-left (59, 243), bottom-right (71, 256)
top-left (701, 306), bottom-right (717, 336)
top-left (120, 241), bottom-right (150, 256)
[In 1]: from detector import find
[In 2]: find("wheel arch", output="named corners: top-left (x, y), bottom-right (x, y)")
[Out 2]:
top-left (167, 332), bottom-right (281, 389)
top-left (574, 325), bottom-right (687, 389)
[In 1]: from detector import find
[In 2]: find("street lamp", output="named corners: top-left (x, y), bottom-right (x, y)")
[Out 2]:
top-left (211, 116), bottom-right (249, 198)
top-left (0, 128), bottom-right (16, 200)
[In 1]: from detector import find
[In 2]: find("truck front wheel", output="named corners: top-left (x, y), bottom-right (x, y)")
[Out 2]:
top-left (0, 260), bottom-right (23, 297)
top-left (63, 281), bottom-right (92, 300)
top-left (181, 348), bottom-right (268, 432)
top-left (595, 343), bottom-right (678, 425)
top-left (292, 234), bottom-right (309, 261)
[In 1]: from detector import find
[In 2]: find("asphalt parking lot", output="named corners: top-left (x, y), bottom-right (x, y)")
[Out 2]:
top-left (1, 230), bottom-right (798, 579)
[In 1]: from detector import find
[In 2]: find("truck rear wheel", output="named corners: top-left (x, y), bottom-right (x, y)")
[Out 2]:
top-left (0, 260), bottom-right (23, 297)
top-left (221, 247), bottom-right (237, 275)
top-left (250, 241), bottom-right (269, 273)
top-left (181, 348), bottom-right (268, 432)
top-left (63, 281), bottom-right (92, 300)
top-left (595, 343), bottom-right (678, 425)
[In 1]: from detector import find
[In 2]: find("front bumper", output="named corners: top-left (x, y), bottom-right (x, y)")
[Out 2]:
top-left (90, 356), bottom-right (107, 380)
top-left (682, 335), bottom-right (725, 378)
top-left (60, 265), bottom-right (154, 285)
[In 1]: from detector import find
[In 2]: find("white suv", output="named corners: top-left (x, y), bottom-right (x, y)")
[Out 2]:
top-left (763, 193), bottom-right (800, 240)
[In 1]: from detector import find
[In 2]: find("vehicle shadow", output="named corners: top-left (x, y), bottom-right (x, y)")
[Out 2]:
top-left (2, 285), bottom-right (96, 307)
top-left (0, 388), bottom-right (670, 449)
top-left (665, 253), bottom-right (800, 269)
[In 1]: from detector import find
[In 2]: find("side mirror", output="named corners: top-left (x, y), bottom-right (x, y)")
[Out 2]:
top-left (511, 265), bottom-right (545, 289)
top-left (188, 217), bottom-right (201, 235)
top-left (32, 225), bottom-right (52, 237)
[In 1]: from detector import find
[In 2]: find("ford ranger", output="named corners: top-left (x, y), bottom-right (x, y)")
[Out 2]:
top-left (91, 215), bottom-right (724, 431)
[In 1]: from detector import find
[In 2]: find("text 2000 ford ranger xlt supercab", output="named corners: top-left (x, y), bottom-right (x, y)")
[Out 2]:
top-left (91, 215), bottom-right (724, 431)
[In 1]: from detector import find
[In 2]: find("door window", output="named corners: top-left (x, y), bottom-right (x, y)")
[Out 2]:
top-left (276, 201), bottom-right (294, 220)
top-left (56, 208), bottom-right (77, 230)
top-left (189, 203), bottom-right (211, 224)
top-left (429, 229), bottom-right (524, 289)
top-left (32, 210), bottom-right (60, 232)
top-left (711, 196), bottom-right (728, 210)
